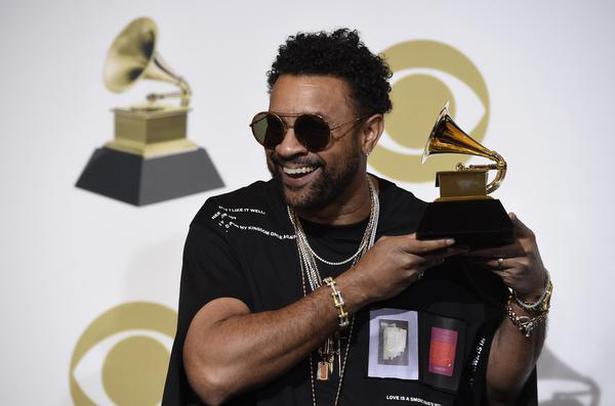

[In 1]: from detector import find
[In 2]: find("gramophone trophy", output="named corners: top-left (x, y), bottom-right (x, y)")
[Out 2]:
top-left (76, 17), bottom-right (223, 205)
top-left (416, 104), bottom-right (513, 247)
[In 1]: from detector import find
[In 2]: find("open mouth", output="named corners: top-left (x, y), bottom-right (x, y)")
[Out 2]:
top-left (278, 164), bottom-right (322, 188)
top-left (282, 166), bottom-right (318, 178)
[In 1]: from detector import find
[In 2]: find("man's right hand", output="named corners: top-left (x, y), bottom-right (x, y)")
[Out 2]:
top-left (341, 234), bottom-right (461, 306)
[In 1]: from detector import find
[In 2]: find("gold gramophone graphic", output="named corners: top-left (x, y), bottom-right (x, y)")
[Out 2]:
top-left (76, 17), bottom-right (223, 205)
top-left (416, 103), bottom-right (513, 247)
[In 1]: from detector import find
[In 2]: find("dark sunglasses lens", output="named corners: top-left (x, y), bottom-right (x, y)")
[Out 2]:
top-left (295, 115), bottom-right (330, 151)
top-left (251, 113), bottom-right (284, 148)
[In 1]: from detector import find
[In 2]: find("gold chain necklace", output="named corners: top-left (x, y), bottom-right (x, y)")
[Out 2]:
top-left (289, 178), bottom-right (379, 406)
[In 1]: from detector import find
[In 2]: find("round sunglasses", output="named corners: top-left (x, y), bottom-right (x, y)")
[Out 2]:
top-left (249, 111), bottom-right (368, 152)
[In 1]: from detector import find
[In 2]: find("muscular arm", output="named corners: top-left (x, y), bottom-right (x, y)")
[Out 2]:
top-left (183, 235), bottom-right (457, 405)
top-left (486, 305), bottom-right (546, 405)
top-left (470, 214), bottom-right (549, 405)
top-left (183, 270), bottom-right (367, 405)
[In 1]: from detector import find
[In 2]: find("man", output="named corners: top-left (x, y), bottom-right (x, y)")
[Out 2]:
top-left (163, 29), bottom-right (550, 405)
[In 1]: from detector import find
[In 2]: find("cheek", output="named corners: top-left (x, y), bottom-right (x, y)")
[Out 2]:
top-left (265, 151), bottom-right (275, 170)
top-left (318, 153), bottom-right (344, 176)
top-left (321, 138), bottom-right (361, 167)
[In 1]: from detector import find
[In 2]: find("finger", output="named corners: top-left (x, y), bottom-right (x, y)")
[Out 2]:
top-left (468, 258), bottom-right (514, 274)
top-left (405, 234), bottom-right (455, 254)
top-left (416, 248), bottom-right (469, 270)
top-left (490, 269), bottom-right (514, 286)
top-left (465, 257), bottom-right (492, 269)
top-left (423, 246), bottom-right (470, 261)
top-left (485, 257), bottom-right (511, 270)
top-left (490, 269), bottom-right (511, 281)
top-left (509, 212), bottom-right (534, 238)
top-left (417, 257), bottom-right (446, 271)
top-left (465, 242), bottom-right (524, 258)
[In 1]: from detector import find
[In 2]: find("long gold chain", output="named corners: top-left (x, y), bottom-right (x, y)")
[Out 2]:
top-left (290, 177), bottom-right (379, 406)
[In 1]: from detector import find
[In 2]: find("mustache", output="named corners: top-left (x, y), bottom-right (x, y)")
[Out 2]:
top-left (269, 153), bottom-right (323, 168)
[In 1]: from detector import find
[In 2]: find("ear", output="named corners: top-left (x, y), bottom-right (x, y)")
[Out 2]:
top-left (359, 114), bottom-right (384, 156)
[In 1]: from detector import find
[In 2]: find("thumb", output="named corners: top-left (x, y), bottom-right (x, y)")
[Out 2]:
top-left (509, 212), bottom-right (533, 237)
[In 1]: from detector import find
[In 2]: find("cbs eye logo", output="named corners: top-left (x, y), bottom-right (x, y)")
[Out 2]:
top-left (69, 302), bottom-right (177, 405)
top-left (369, 40), bottom-right (490, 183)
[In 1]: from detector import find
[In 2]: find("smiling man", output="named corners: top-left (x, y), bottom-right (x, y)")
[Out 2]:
top-left (162, 29), bottom-right (549, 406)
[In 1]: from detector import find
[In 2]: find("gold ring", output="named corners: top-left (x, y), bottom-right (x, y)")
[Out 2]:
top-left (497, 258), bottom-right (504, 270)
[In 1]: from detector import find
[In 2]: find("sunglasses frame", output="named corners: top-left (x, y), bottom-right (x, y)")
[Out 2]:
top-left (249, 111), bottom-right (369, 152)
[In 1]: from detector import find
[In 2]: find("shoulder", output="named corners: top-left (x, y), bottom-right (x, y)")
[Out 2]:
top-left (191, 179), bottom-right (295, 241)
top-left (377, 176), bottom-right (427, 211)
top-left (375, 175), bottom-right (427, 234)
top-left (193, 180), bottom-right (271, 220)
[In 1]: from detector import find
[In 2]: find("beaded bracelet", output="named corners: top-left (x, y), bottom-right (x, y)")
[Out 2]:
top-left (323, 277), bottom-right (349, 328)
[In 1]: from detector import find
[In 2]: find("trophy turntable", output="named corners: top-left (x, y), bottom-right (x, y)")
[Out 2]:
top-left (76, 17), bottom-right (223, 205)
top-left (416, 104), bottom-right (513, 247)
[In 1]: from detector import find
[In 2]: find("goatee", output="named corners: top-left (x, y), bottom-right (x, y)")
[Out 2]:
top-left (268, 151), bottom-right (361, 211)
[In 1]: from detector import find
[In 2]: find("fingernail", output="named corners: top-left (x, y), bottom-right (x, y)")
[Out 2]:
top-left (446, 239), bottom-right (455, 245)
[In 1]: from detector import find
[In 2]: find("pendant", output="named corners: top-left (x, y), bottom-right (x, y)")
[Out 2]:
top-left (328, 353), bottom-right (335, 374)
top-left (317, 360), bottom-right (330, 381)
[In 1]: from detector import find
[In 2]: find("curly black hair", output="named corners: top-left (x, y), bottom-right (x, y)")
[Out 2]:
top-left (267, 28), bottom-right (393, 116)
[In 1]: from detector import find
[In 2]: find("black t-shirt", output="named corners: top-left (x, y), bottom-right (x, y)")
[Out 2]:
top-left (162, 177), bottom-right (537, 405)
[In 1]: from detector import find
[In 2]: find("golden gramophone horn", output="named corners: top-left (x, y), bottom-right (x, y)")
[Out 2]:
top-left (103, 17), bottom-right (191, 107)
top-left (422, 103), bottom-right (507, 194)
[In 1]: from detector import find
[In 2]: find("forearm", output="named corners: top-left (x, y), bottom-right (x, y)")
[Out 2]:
top-left (183, 234), bottom-right (453, 405)
top-left (184, 270), bottom-right (371, 404)
top-left (486, 303), bottom-right (546, 405)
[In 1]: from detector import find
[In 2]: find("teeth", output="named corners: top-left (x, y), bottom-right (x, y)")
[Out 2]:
top-left (283, 166), bottom-right (316, 175)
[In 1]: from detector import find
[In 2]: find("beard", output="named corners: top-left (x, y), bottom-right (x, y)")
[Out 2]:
top-left (267, 140), bottom-right (362, 211)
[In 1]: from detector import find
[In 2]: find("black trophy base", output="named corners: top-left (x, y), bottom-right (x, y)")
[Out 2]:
top-left (416, 199), bottom-right (514, 248)
top-left (76, 147), bottom-right (224, 206)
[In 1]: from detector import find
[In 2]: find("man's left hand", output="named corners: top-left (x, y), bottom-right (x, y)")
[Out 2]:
top-left (465, 213), bottom-right (547, 300)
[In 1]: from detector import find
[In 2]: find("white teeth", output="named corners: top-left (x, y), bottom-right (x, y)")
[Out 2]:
top-left (283, 166), bottom-right (316, 175)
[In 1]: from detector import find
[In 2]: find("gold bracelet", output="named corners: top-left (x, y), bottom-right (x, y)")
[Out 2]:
top-left (323, 277), bottom-right (349, 328)
top-left (506, 295), bottom-right (547, 338)
top-left (513, 271), bottom-right (553, 315)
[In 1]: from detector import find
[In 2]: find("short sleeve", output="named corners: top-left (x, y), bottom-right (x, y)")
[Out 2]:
top-left (162, 200), bottom-right (254, 405)
top-left (179, 219), bottom-right (254, 313)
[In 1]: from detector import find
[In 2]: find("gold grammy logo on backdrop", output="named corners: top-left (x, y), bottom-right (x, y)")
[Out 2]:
top-left (69, 302), bottom-right (177, 405)
top-left (369, 40), bottom-right (490, 183)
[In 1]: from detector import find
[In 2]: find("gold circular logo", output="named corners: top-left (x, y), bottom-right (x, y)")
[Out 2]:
top-left (69, 302), bottom-right (177, 405)
top-left (369, 40), bottom-right (490, 183)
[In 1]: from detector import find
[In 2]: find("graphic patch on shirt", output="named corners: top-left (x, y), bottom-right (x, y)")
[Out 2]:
top-left (369, 308), bottom-right (418, 380)
top-left (418, 312), bottom-right (467, 394)
top-left (211, 205), bottom-right (296, 240)
top-left (379, 320), bottom-right (409, 365)
top-left (428, 327), bottom-right (458, 376)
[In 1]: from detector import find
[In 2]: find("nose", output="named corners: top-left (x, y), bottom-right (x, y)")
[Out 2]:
top-left (274, 127), bottom-right (308, 158)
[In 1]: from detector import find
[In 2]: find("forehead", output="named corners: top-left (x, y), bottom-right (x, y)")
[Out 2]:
top-left (269, 75), bottom-right (354, 118)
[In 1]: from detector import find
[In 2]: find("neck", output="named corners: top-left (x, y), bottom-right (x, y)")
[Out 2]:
top-left (296, 174), bottom-right (376, 226)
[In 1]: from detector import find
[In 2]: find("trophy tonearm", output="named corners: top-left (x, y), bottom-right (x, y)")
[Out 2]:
top-left (422, 103), bottom-right (507, 199)
top-left (416, 103), bottom-right (513, 247)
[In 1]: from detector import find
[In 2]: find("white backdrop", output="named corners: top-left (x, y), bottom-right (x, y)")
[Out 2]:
top-left (1, 0), bottom-right (613, 404)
